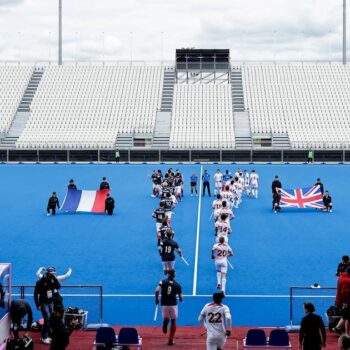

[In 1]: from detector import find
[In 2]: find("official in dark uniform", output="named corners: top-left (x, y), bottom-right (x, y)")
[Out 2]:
top-left (299, 302), bottom-right (326, 350)
top-left (273, 189), bottom-right (282, 213)
top-left (159, 230), bottom-right (182, 275)
top-left (315, 178), bottom-right (324, 195)
top-left (155, 269), bottom-right (183, 346)
top-left (99, 177), bottom-right (110, 190)
top-left (47, 192), bottom-right (60, 216)
top-left (271, 175), bottom-right (282, 195)
top-left (105, 194), bottom-right (115, 215)
top-left (323, 191), bottom-right (333, 212)
top-left (10, 299), bottom-right (33, 339)
top-left (67, 179), bottom-right (77, 190)
top-left (202, 170), bottom-right (211, 197)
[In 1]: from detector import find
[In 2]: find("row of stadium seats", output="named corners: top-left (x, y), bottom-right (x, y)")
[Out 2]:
top-left (16, 66), bottom-right (164, 148)
top-left (0, 66), bottom-right (33, 133)
top-left (169, 84), bottom-right (235, 149)
top-left (242, 64), bottom-right (350, 148)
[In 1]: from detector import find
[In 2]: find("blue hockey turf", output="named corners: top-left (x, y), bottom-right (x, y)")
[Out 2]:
top-left (0, 164), bottom-right (347, 326)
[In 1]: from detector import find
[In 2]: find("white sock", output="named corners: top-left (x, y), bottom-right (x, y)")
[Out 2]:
top-left (255, 190), bottom-right (258, 198)
top-left (217, 272), bottom-right (221, 285)
top-left (222, 278), bottom-right (227, 293)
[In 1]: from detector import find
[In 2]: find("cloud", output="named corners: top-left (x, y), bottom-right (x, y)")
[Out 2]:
top-left (0, 0), bottom-right (347, 62)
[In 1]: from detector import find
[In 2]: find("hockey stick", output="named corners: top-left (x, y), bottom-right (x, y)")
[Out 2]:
top-left (209, 212), bottom-right (213, 222)
top-left (200, 330), bottom-right (207, 337)
top-left (181, 256), bottom-right (190, 266)
top-left (154, 304), bottom-right (158, 321)
top-left (228, 260), bottom-right (234, 270)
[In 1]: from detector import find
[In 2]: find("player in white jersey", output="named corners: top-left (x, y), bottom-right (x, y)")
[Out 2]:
top-left (220, 186), bottom-right (233, 209)
top-left (213, 169), bottom-right (223, 195)
top-left (212, 236), bottom-right (233, 294)
top-left (212, 194), bottom-right (223, 221)
top-left (237, 173), bottom-right (244, 204)
top-left (217, 201), bottom-right (234, 225)
top-left (250, 169), bottom-right (259, 198)
top-left (215, 214), bottom-right (232, 243)
top-left (198, 292), bottom-right (232, 350)
top-left (234, 168), bottom-right (241, 179)
top-left (243, 169), bottom-right (251, 197)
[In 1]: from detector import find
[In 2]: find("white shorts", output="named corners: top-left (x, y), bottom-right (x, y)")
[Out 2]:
top-left (156, 222), bottom-right (162, 231)
top-left (166, 212), bottom-right (173, 224)
top-left (215, 261), bottom-right (228, 273)
top-left (207, 335), bottom-right (226, 350)
top-left (162, 261), bottom-right (175, 270)
top-left (251, 184), bottom-right (258, 189)
top-left (215, 182), bottom-right (222, 189)
top-left (175, 186), bottom-right (181, 195)
top-left (162, 305), bottom-right (178, 320)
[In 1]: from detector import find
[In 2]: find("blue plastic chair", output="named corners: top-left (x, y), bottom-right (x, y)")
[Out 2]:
top-left (117, 327), bottom-right (142, 348)
top-left (245, 329), bottom-right (267, 346)
top-left (95, 326), bottom-right (116, 345)
top-left (268, 329), bottom-right (290, 346)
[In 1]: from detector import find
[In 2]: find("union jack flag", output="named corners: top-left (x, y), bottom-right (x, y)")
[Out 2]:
top-left (278, 185), bottom-right (324, 209)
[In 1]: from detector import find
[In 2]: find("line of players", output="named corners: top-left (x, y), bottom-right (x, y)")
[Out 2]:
top-left (211, 169), bottom-right (260, 296)
top-left (150, 169), bottom-right (186, 346)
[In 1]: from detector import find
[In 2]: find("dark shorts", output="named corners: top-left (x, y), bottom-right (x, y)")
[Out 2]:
top-left (190, 182), bottom-right (197, 186)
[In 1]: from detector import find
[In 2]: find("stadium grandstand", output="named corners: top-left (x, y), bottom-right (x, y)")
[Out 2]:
top-left (1, 53), bottom-right (350, 162)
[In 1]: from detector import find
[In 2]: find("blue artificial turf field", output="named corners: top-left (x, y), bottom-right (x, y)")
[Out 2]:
top-left (1, 164), bottom-right (348, 326)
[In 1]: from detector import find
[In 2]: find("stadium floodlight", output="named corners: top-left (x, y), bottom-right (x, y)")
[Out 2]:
top-left (58, 0), bottom-right (62, 65)
top-left (344, 0), bottom-right (347, 65)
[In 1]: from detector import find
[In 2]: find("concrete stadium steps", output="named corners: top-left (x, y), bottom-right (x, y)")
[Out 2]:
top-left (231, 68), bottom-right (245, 112)
top-left (115, 133), bottom-right (133, 149)
top-left (234, 111), bottom-right (252, 149)
top-left (0, 68), bottom-right (44, 149)
top-left (160, 69), bottom-right (175, 112)
top-left (152, 111), bottom-right (171, 149)
top-left (272, 133), bottom-right (291, 148)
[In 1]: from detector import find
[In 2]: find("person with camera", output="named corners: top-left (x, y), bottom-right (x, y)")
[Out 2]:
top-left (34, 267), bottom-right (61, 345)
top-left (10, 299), bottom-right (33, 340)
top-left (49, 305), bottom-right (78, 350)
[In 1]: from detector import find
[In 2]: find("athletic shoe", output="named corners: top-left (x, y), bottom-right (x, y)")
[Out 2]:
top-left (217, 284), bottom-right (221, 289)
top-left (190, 194), bottom-right (193, 197)
top-left (40, 338), bottom-right (51, 345)
top-left (168, 339), bottom-right (175, 346)
top-left (274, 210), bottom-right (277, 214)
top-left (46, 213), bottom-right (51, 216)
top-left (330, 210), bottom-right (333, 213)
top-left (151, 195), bottom-right (156, 198)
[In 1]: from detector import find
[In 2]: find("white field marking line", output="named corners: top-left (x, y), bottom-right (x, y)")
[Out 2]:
top-left (12, 293), bottom-right (336, 298)
top-left (192, 165), bottom-right (203, 296)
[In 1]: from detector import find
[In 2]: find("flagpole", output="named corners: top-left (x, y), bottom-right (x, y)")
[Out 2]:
top-left (344, 0), bottom-right (347, 65)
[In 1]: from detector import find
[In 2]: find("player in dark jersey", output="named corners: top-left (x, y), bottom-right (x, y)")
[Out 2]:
top-left (155, 269), bottom-right (183, 346)
top-left (159, 230), bottom-right (182, 274)
top-left (67, 179), bottom-right (77, 190)
top-left (152, 201), bottom-right (168, 232)
top-left (157, 220), bottom-right (176, 246)
top-left (150, 170), bottom-right (163, 197)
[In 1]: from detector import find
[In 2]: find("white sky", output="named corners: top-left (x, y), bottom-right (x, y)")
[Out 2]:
top-left (0, 0), bottom-right (347, 62)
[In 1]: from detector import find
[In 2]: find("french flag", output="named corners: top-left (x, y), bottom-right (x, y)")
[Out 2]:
top-left (61, 189), bottom-right (110, 213)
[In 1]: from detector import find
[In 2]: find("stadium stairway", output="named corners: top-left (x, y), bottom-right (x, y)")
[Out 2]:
top-left (0, 68), bottom-right (44, 149)
top-left (234, 111), bottom-right (252, 149)
top-left (272, 133), bottom-right (291, 148)
top-left (231, 67), bottom-right (245, 112)
top-left (115, 133), bottom-right (134, 149)
top-left (30, 326), bottom-right (339, 350)
top-left (160, 68), bottom-right (175, 112)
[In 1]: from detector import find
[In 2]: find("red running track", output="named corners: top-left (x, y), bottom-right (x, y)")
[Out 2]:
top-left (28, 326), bottom-right (339, 349)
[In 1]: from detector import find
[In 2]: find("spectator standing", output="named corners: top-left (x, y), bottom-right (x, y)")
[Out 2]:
top-left (190, 172), bottom-right (198, 196)
top-left (155, 269), bottom-right (183, 346)
top-left (67, 179), bottom-right (77, 190)
top-left (47, 192), bottom-right (60, 216)
top-left (271, 176), bottom-right (282, 195)
top-left (34, 267), bottom-right (61, 345)
top-left (115, 149), bottom-right (120, 164)
top-left (334, 266), bottom-right (350, 334)
top-left (199, 292), bottom-right (232, 350)
top-left (308, 150), bottom-right (314, 163)
top-left (10, 299), bottom-right (33, 340)
top-left (337, 256), bottom-right (350, 277)
top-left (105, 194), bottom-right (115, 215)
top-left (299, 302), bottom-right (326, 350)
top-left (202, 170), bottom-right (211, 197)
top-left (100, 177), bottom-right (110, 190)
